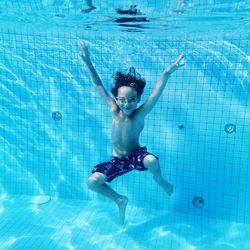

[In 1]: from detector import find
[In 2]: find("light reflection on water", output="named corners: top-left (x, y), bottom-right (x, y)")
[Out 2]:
top-left (0, 0), bottom-right (250, 36)
top-left (0, 195), bottom-right (250, 250)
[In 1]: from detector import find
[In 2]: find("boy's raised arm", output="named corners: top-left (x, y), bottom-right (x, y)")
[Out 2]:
top-left (139, 53), bottom-right (185, 116)
top-left (79, 41), bottom-right (117, 111)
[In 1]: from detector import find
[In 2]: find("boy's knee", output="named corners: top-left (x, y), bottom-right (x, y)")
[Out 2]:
top-left (143, 155), bottom-right (159, 173)
top-left (87, 172), bottom-right (106, 190)
top-left (87, 176), bottom-right (95, 190)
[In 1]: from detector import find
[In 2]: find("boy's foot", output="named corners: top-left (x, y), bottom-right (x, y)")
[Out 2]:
top-left (164, 182), bottom-right (173, 196)
top-left (116, 196), bottom-right (128, 225)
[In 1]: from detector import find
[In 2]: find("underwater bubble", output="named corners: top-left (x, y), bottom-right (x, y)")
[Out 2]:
top-left (192, 196), bottom-right (205, 208)
top-left (224, 123), bottom-right (236, 134)
top-left (52, 111), bottom-right (62, 121)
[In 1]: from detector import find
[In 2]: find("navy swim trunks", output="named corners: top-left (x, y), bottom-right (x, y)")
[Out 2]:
top-left (92, 147), bottom-right (158, 182)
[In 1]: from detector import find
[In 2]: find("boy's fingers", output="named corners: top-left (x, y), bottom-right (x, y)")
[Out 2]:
top-left (79, 41), bottom-right (86, 48)
top-left (174, 53), bottom-right (185, 67)
top-left (177, 53), bottom-right (185, 63)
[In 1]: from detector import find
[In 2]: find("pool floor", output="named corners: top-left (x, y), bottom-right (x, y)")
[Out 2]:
top-left (0, 195), bottom-right (249, 250)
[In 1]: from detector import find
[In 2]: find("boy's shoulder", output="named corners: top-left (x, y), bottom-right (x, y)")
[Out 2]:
top-left (134, 104), bottom-right (148, 118)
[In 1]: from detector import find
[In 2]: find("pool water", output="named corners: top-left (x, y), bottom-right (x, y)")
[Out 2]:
top-left (1, 195), bottom-right (250, 249)
top-left (0, 0), bottom-right (250, 249)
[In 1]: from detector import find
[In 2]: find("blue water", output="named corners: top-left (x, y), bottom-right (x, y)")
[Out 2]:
top-left (1, 0), bottom-right (250, 249)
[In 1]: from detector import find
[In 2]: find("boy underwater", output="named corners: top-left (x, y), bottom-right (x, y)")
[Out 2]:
top-left (80, 41), bottom-right (184, 225)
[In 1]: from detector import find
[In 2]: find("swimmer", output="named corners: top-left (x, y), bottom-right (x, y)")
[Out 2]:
top-left (80, 41), bottom-right (184, 225)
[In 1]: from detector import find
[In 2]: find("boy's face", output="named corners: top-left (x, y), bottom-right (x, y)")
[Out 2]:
top-left (116, 86), bottom-right (140, 116)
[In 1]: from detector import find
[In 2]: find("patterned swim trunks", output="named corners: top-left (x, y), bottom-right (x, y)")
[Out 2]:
top-left (92, 147), bottom-right (158, 182)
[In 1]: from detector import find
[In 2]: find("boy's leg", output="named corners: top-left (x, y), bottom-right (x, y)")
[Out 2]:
top-left (87, 172), bottom-right (128, 225)
top-left (143, 155), bottom-right (173, 195)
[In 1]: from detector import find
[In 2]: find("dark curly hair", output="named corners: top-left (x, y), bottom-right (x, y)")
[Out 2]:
top-left (111, 67), bottom-right (146, 98)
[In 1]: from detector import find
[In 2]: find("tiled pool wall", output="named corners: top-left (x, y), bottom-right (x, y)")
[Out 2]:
top-left (0, 30), bottom-right (250, 225)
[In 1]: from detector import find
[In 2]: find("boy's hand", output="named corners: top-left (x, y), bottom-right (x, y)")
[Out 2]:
top-left (164, 52), bottom-right (185, 75)
top-left (79, 41), bottom-right (90, 62)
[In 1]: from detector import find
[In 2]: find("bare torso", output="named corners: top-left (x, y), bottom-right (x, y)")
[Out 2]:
top-left (111, 109), bottom-right (144, 157)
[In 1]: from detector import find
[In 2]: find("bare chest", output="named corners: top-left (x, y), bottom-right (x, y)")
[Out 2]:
top-left (111, 115), bottom-right (144, 144)
top-left (112, 118), bottom-right (137, 135)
